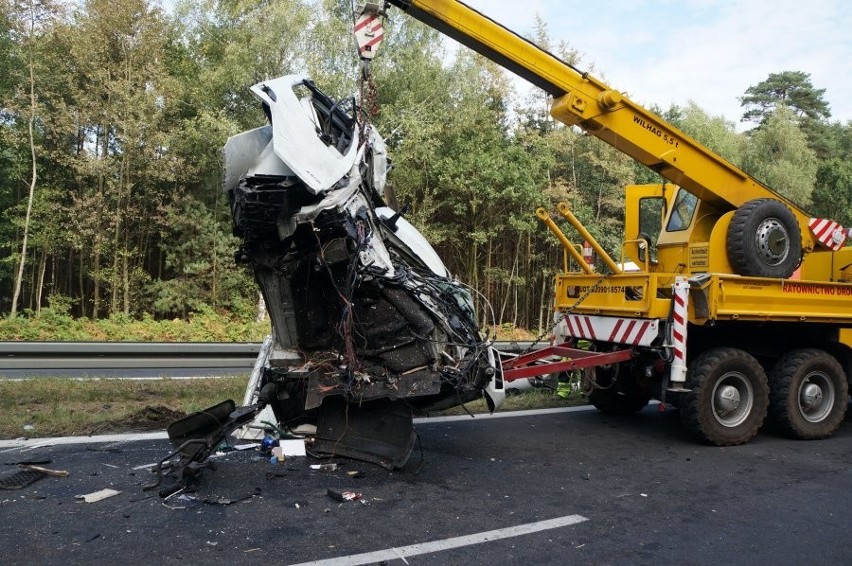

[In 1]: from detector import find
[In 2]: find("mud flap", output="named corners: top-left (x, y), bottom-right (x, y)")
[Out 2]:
top-left (312, 396), bottom-right (416, 470)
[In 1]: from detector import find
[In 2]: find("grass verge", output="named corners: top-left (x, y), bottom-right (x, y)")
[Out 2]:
top-left (0, 376), bottom-right (249, 439)
top-left (0, 377), bottom-right (588, 440)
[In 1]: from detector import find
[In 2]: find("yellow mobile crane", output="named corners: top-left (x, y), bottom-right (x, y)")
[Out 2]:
top-left (381, 0), bottom-right (851, 445)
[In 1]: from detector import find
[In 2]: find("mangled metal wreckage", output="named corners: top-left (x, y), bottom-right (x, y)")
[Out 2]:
top-left (152, 75), bottom-right (504, 488)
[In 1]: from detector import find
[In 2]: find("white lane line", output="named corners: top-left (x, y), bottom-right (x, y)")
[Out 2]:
top-left (288, 514), bottom-right (588, 566)
top-left (0, 431), bottom-right (168, 451)
top-left (0, 406), bottom-right (600, 450)
top-left (416, 404), bottom-right (594, 424)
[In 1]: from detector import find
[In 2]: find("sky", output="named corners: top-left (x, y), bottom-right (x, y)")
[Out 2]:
top-left (459, 0), bottom-right (851, 129)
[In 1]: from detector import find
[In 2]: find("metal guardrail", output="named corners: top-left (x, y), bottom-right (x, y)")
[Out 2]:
top-left (0, 340), bottom-right (536, 377)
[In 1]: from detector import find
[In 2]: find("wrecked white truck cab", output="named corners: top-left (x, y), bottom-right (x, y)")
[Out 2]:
top-left (215, 75), bottom-right (504, 469)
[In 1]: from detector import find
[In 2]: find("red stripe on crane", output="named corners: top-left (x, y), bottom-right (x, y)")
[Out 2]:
top-left (633, 321), bottom-right (650, 345)
top-left (619, 320), bottom-right (637, 343)
top-left (583, 317), bottom-right (597, 340)
top-left (608, 319), bottom-right (624, 342)
top-left (354, 14), bottom-right (378, 32)
top-left (814, 221), bottom-right (835, 239)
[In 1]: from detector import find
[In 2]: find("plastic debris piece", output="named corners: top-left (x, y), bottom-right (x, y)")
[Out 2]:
top-left (327, 488), bottom-right (362, 502)
top-left (280, 439), bottom-right (306, 457)
top-left (77, 488), bottom-right (121, 503)
top-left (260, 434), bottom-right (279, 456)
top-left (233, 443), bottom-right (257, 451)
top-left (346, 470), bottom-right (363, 478)
top-left (311, 463), bottom-right (338, 471)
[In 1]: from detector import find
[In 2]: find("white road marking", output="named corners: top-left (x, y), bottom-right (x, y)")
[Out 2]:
top-left (288, 515), bottom-right (588, 566)
top-left (416, 405), bottom-right (594, 424)
top-left (0, 431), bottom-right (168, 451)
top-left (0, 405), bottom-right (602, 450)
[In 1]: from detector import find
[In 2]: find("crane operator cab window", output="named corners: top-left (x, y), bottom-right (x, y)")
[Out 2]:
top-left (666, 188), bottom-right (699, 232)
top-left (638, 196), bottom-right (665, 265)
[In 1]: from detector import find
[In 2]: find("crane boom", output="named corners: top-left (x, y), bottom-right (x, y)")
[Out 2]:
top-left (387, 0), bottom-right (815, 250)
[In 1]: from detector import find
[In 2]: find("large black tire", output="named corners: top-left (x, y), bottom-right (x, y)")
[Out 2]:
top-left (768, 349), bottom-right (849, 439)
top-left (727, 198), bottom-right (802, 278)
top-left (584, 351), bottom-right (650, 415)
top-left (681, 347), bottom-right (769, 446)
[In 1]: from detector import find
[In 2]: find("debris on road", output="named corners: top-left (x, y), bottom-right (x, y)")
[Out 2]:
top-left (327, 488), bottom-right (362, 502)
top-left (22, 465), bottom-right (69, 477)
top-left (77, 488), bottom-right (121, 503)
top-left (0, 468), bottom-right (48, 490)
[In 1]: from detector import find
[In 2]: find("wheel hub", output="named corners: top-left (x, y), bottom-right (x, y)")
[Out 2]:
top-left (712, 371), bottom-right (754, 428)
top-left (716, 385), bottom-right (741, 412)
top-left (800, 383), bottom-right (823, 409)
top-left (755, 218), bottom-right (789, 266)
top-left (798, 372), bottom-right (835, 423)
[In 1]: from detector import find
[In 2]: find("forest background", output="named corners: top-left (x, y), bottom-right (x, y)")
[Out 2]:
top-left (2, 0), bottom-right (850, 341)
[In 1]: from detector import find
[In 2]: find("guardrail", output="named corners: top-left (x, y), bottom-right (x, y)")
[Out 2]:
top-left (0, 340), bottom-right (537, 378)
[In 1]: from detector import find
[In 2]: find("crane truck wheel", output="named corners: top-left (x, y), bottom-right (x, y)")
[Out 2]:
top-left (726, 198), bottom-right (802, 278)
top-left (768, 349), bottom-right (849, 439)
top-left (681, 347), bottom-right (769, 446)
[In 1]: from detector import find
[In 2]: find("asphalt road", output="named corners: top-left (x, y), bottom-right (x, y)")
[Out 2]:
top-left (1, 405), bottom-right (849, 565)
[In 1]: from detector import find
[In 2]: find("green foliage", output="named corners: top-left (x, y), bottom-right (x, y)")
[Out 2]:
top-left (667, 101), bottom-right (743, 166)
top-left (742, 105), bottom-right (817, 207)
top-left (151, 194), bottom-right (255, 318)
top-left (0, 309), bottom-right (269, 341)
top-left (811, 158), bottom-right (852, 226)
top-left (740, 71), bottom-right (831, 124)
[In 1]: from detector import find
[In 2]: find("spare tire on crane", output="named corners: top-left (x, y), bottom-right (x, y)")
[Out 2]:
top-left (726, 198), bottom-right (802, 278)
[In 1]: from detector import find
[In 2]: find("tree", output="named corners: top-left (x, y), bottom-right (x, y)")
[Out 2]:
top-left (5, 0), bottom-right (64, 316)
top-left (742, 105), bottom-right (817, 207)
top-left (740, 71), bottom-right (830, 125)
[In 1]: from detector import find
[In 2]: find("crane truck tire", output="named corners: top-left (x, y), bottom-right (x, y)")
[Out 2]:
top-left (726, 198), bottom-right (802, 278)
top-left (768, 349), bottom-right (849, 439)
top-left (681, 347), bottom-right (769, 446)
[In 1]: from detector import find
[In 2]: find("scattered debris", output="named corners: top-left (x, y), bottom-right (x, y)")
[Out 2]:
top-left (233, 444), bottom-right (257, 451)
top-left (77, 488), bottom-right (121, 503)
top-left (203, 488), bottom-right (260, 507)
top-left (20, 465), bottom-right (69, 478)
top-left (327, 488), bottom-right (362, 502)
top-left (0, 469), bottom-right (48, 490)
top-left (311, 463), bottom-right (338, 472)
top-left (346, 470), bottom-right (363, 478)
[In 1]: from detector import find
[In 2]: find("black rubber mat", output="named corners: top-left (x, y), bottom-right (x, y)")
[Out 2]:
top-left (0, 469), bottom-right (46, 490)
